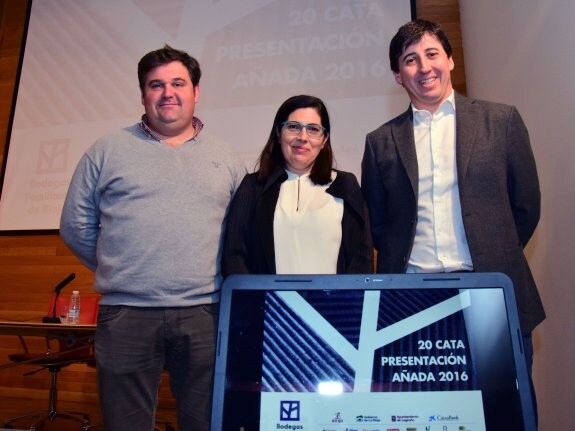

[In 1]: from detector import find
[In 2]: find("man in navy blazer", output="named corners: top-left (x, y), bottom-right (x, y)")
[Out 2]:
top-left (361, 17), bottom-right (545, 400)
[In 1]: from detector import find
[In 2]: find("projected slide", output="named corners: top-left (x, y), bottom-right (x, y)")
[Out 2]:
top-left (259, 289), bottom-right (487, 430)
top-left (0, 0), bottom-right (412, 230)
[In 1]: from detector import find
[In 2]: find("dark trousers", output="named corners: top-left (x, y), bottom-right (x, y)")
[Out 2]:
top-left (95, 304), bottom-right (218, 431)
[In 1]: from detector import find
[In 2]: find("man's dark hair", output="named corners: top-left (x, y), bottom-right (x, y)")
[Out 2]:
top-left (137, 44), bottom-right (201, 92)
top-left (389, 19), bottom-right (453, 73)
top-left (257, 95), bottom-right (334, 185)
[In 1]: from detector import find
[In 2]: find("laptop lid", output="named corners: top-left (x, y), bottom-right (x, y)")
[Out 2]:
top-left (211, 273), bottom-right (536, 431)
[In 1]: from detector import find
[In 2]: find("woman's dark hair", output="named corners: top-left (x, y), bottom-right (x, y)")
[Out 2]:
top-left (138, 44), bottom-right (201, 92)
top-left (257, 95), bottom-right (334, 185)
top-left (389, 19), bottom-right (453, 73)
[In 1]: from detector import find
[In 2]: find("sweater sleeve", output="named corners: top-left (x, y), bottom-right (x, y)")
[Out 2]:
top-left (59, 152), bottom-right (101, 271)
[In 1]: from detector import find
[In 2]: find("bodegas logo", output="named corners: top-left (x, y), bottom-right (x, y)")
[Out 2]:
top-left (276, 425), bottom-right (303, 430)
top-left (280, 400), bottom-right (300, 421)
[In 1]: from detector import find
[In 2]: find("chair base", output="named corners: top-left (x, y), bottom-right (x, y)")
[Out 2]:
top-left (3, 409), bottom-right (90, 431)
top-left (154, 420), bottom-right (175, 431)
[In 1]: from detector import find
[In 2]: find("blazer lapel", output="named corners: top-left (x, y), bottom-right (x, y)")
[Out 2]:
top-left (257, 169), bottom-right (287, 273)
top-left (454, 93), bottom-right (479, 181)
top-left (392, 107), bottom-right (419, 196)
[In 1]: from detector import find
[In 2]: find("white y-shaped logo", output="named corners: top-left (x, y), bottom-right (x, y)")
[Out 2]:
top-left (275, 290), bottom-right (471, 392)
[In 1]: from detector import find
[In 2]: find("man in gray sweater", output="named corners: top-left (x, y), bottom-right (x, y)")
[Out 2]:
top-left (60, 45), bottom-right (245, 431)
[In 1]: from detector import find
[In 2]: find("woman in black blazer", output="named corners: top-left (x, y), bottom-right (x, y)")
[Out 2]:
top-left (222, 95), bottom-right (373, 276)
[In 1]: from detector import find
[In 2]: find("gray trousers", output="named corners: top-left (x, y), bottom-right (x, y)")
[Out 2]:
top-left (95, 304), bottom-right (218, 431)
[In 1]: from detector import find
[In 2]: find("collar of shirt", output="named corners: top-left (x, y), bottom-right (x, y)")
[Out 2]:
top-left (411, 90), bottom-right (456, 122)
top-left (139, 115), bottom-right (204, 142)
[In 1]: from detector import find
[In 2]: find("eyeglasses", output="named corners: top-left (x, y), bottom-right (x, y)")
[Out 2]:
top-left (280, 121), bottom-right (326, 138)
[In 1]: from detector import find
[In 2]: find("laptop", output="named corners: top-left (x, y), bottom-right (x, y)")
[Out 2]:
top-left (211, 273), bottom-right (536, 431)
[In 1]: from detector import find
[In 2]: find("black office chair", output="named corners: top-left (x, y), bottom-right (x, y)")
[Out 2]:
top-left (3, 294), bottom-right (100, 431)
top-left (3, 353), bottom-right (93, 430)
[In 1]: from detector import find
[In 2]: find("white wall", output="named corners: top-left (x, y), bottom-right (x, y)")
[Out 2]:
top-left (459, 0), bottom-right (575, 428)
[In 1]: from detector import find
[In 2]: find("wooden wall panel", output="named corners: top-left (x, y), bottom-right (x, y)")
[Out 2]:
top-left (417, 0), bottom-right (467, 95)
top-left (0, 0), bottom-right (464, 429)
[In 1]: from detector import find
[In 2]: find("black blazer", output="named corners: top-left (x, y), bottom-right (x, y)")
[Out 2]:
top-left (222, 169), bottom-right (373, 276)
top-left (361, 93), bottom-right (545, 335)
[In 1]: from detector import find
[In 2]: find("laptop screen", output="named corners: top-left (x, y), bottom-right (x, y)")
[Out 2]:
top-left (211, 273), bottom-right (536, 431)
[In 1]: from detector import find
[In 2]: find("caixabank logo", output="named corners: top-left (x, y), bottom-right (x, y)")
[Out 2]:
top-left (428, 414), bottom-right (461, 423)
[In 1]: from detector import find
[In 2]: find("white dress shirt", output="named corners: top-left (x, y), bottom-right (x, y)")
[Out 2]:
top-left (274, 170), bottom-right (343, 274)
top-left (407, 91), bottom-right (473, 273)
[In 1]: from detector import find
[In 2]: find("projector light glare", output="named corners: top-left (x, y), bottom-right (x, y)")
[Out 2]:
top-left (317, 381), bottom-right (343, 395)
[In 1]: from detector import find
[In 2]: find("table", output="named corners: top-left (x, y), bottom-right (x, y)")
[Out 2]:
top-left (0, 321), bottom-right (95, 337)
top-left (0, 321), bottom-right (96, 370)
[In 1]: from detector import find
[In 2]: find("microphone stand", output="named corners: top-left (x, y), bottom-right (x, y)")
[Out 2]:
top-left (42, 292), bottom-right (63, 323)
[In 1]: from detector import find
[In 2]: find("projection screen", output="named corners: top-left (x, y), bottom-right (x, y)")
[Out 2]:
top-left (0, 0), bottom-right (414, 231)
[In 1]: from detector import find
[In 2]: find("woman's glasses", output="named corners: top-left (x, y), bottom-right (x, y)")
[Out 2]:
top-left (281, 121), bottom-right (326, 138)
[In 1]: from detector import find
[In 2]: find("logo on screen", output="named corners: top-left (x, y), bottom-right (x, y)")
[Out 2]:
top-left (331, 412), bottom-right (343, 423)
top-left (391, 415), bottom-right (418, 423)
top-left (280, 400), bottom-right (300, 421)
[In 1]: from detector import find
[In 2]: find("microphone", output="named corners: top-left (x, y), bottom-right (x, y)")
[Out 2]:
top-left (43, 273), bottom-right (76, 323)
top-left (53, 273), bottom-right (76, 294)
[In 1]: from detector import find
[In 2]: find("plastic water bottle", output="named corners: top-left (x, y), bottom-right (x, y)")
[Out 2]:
top-left (67, 290), bottom-right (81, 324)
